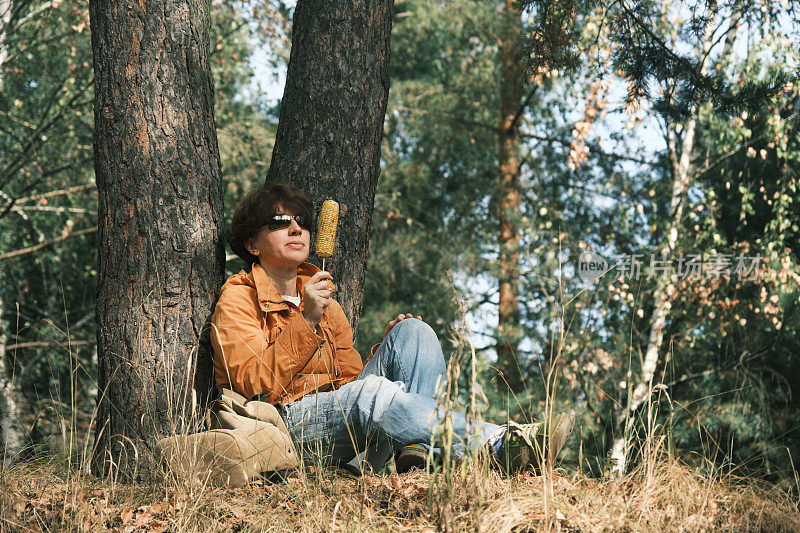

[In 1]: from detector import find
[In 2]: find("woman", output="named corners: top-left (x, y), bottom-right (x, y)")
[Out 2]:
top-left (211, 182), bottom-right (574, 474)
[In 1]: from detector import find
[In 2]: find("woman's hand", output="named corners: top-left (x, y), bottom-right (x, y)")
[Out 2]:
top-left (303, 271), bottom-right (334, 331)
top-left (383, 313), bottom-right (423, 339)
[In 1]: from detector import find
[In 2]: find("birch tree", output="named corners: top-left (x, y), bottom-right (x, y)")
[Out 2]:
top-left (0, 295), bottom-right (25, 461)
top-left (610, 0), bottom-right (749, 471)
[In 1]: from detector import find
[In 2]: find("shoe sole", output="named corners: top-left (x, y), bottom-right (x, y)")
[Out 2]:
top-left (395, 444), bottom-right (429, 474)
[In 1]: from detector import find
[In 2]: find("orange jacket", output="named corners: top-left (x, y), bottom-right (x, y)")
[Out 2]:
top-left (210, 262), bottom-right (372, 404)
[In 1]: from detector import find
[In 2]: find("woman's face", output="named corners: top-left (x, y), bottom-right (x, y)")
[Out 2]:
top-left (246, 206), bottom-right (311, 271)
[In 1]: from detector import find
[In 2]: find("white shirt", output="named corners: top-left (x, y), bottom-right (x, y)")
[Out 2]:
top-left (282, 294), bottom-right (301, 307)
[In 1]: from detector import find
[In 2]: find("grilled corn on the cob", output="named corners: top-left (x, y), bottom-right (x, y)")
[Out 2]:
top-left (315, 200), bottom-right (339, 258)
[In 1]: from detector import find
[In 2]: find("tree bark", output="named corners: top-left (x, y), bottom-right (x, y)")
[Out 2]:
top-left (495, 0), bottom-right (524, 392)
top-left (89, 0), bottom-right (224, 481)
top-left (265, 0), bottom-right (393, 334)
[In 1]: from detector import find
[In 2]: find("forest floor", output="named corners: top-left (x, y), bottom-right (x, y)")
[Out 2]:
top-left (2, 457), bottom-right (799, 532)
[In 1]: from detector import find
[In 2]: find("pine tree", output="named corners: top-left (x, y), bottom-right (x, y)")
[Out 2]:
top-left (265, 0), bottom-right (394, 330)
top-left (90, 0), bottom-right (225, 480)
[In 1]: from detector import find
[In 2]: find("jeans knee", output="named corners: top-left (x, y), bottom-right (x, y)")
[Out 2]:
top-left (391, 317), bottom-right (437, 343)
top-left (388, 318), bottom-right (445, 376)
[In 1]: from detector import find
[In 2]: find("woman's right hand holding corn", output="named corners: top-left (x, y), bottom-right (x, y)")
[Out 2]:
top-left (303, 271), bottom-right (334, 331)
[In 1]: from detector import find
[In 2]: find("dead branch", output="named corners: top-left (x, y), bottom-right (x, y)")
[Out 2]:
top-left (0, 225), bottom-right (97, 261)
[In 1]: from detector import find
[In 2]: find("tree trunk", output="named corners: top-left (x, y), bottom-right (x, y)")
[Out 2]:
top-left (0, 0), bottom-right (10, 94)
top-left (0, 295), bottom-right (26, 462)
top-left (495, 0), bottom-right (524, 392)
top-left (610, 0), bottom-right (743, 473)
top-left (89, 0), bottom-right (224, 481)
top-left (266, 0), bottom-right (394, 334)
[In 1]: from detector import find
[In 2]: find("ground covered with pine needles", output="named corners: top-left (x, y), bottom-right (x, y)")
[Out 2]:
top-left (2, 458), bottom-right (799, 532)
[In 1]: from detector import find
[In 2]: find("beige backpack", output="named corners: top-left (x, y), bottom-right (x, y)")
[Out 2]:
top-left (158, 389), bottom-right (299, 486)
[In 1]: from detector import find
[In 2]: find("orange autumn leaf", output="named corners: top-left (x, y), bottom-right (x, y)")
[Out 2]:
top-left (120, 506), bottom-right (134, 524)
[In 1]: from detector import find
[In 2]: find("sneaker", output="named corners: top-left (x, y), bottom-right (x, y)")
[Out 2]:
top-left (494, 413), bottom-right (575, 475)
top-left (395, 443), bottom-right (430, 473)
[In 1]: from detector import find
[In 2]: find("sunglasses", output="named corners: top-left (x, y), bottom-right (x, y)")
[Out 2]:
top-left (265, 214), bottom-right (312, 231)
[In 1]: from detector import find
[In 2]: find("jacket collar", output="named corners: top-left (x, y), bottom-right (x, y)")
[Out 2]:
top-left (251, 261), bottom-right (322, 308)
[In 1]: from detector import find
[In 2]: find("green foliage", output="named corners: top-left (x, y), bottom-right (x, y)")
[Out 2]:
top-left (662, 51), bottom-right (800, 476)
top-left (358, 0), bottom-right (800, 482)
top-left (520, 0), bottom-right (800, 119)
top-left (356, 0), bottom-right (504, 355)
top-left (0, 0), bottom-right (97, 447)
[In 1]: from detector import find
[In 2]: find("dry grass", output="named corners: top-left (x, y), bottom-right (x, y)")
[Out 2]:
top-left (2, 455), bottom-right (798, 532)
top-left (5, 284), bottom-right (798, 532)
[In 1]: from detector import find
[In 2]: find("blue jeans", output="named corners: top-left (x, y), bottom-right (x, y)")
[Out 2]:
top-left (281, 318), bottom-right (501, 472)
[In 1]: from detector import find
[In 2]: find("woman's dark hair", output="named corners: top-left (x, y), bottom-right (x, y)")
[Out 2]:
top-left (228, 182), bottom-right (314, 267)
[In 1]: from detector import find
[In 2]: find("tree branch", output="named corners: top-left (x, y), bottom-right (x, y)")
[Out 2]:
top-left (0, 77), bottom-right (93, 190)
top-left (0, 225), bottom-right (97, 261)
top-left (518, 130), bottom-right (659, 166)
top-left (508, 85), bottom-right (538, 134)
top-left (16, 182), bottom-right (96, 204)
top-left (393, 105), bottom-right (498, 133)
top-left (11, 0), bottom-right (59, 33)
top-left (13, 205), bottom-right (91, 215)
top-left (4, 340), bottom-right (91, 351)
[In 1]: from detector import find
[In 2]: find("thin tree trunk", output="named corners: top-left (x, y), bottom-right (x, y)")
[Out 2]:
top-left (266, 0), bottom-right (394, 333)
top-left (0, 0), bottom-right (61, 94)
top-left (495, 0), bottom-right (524, 392)
top-left (0, 0), bottom-right (12, 94)
top-left (611, 0), bottom-right (744, 473)
top-left (90, 0), bottom-right (224, 481)
top-left (0, 295), bottom-right (26, 462)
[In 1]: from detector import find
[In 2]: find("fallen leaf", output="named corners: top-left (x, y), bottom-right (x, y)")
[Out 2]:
top-left (149, 520), bottom-right (169, 533)
top-left (134, 507), bottom-right (154, 526)
top-left (120, 506), bottom-right (134, 524)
